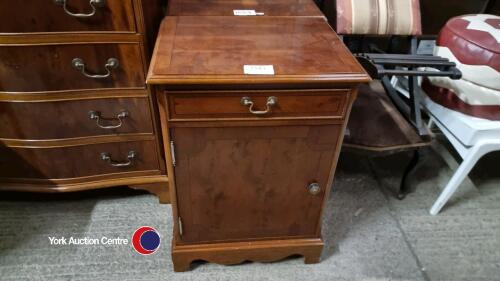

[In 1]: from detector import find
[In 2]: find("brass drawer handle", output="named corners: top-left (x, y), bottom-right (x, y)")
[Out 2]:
top-left (72, 58), bottom-right (119, 79)
top-left (240, 96), bottom-right (277, 115)
top-left (308, 183), bottom-right (321, 195)
top-left (54, 0), bottom-right (106, 18)
top-left (88, 110), bottom-right (129, 129)
top-left (101, 151), bottom-right (136, 167)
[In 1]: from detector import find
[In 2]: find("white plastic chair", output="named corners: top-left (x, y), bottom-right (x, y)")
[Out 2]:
top-left (421, 94), bottom-right (500, 215)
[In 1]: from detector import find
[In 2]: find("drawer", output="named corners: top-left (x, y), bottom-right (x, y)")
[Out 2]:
top-left (0, 0), bottom-right (135, 33)
top-left (168, 90), bottom-right (350, 120)
top-left (0, 140), bottom-right (160, 180)
top-left (0, 97), bottom-right (153, 140)
top-left (0, 43), bottom-right (145, 92)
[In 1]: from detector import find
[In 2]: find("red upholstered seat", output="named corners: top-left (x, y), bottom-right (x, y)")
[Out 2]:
top-left (426, 14), bottom-right (500, 120)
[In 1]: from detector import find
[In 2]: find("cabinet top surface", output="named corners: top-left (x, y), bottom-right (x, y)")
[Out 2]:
top-left (147, 16), bottom-right (370, 86)
top-left (167, 0), bottom-right (324, 17)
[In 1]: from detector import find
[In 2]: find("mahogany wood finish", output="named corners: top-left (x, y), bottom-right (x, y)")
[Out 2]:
top-left (0, 0), bottom-right (136, 33)
top-left (0, 44), bottom-right (144, 92)
top-left (0, 139), bottom-right (160, 180)
top-left (173, 125), bottom-right (341, 243)
top-left (130, 182), bottom-right (171, 203)
top-left (0, 0), bottom-right (168, 201)
top-left (168, 90), bottom-right (349, 120)
top-left (140, 1), bottom-right (168, 56)
top-left (0, 174), bottom-right (168, 193)
top-left (167, 0), bottom-right (324, 17)
top-left (148, 16), bottom-right (370, 271)
top-left (148, 17), bottom-right (368, 86)
top-left (0, 97), bottom-right (153, 140)
top-left (172, 238), bottom-right (324, 272)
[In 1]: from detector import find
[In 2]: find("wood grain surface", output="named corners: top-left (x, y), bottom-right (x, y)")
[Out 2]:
top-left (0, 0), bottom-right (136, 33)
top-left (167, 0), bottom-right (324, 17)
top-left (0, 139), bottom-right (160, 180)
top-left (0, 0), bottom-right (168, 200)
top-left (172, 238), bottom-right (324, 272)
top-left (168, 89), bottom-right (349, 120)
top-left (0, 97), bottom-right (154, 140)
top-left (172, 125), bottom-right (341, 243)
top-left (0, 43), bottom-right (145, 92)
top-left (147, 16), bottom-right (371, 85)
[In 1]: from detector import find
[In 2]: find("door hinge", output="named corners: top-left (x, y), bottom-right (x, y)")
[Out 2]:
top-left (170, 141), bottom-right (176, 167)
top-left (178, 217), bottom-right (183, 236)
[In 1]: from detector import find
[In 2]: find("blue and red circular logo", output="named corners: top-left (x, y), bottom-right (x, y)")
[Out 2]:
top-left (132, 226), bottom-right (161, 255)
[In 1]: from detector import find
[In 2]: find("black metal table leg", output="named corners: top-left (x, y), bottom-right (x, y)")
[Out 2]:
top-left (398, 149), bottom-right (420, 199)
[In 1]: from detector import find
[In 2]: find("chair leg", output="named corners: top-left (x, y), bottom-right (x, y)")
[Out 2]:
top-left (430, 141), bottom-right (500, 215)
top-left (429, 153), bottom-right (478, 215)
top-left (427, 118), bottom-right (435, 130)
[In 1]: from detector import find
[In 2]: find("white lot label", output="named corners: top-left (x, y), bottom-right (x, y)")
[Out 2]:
top-left (233, 10), bottom-right (261, 16)
top-left (243, 65), bottom-right (275, 75)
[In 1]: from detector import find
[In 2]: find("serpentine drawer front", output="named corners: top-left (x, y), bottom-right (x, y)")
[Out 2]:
top-left (147, 15), bottom-right (370, 271)
top-left (0, 97), bottom-right (153, 140)
top-left (0, 140), bottom-right (160, 181)
top-left (0, 0), bottom-right (136, 33)
top-left (167, 90), bottom-right (350, 120)
top-left (0, 43), bottom-right (145, 92)
top-left (0, 1), bottom-right (168, 200)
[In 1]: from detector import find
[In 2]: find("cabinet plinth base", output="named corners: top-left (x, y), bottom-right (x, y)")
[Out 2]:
top-left (0, 176), bottom-right (170, 203)
top-left (129, 183), bottom-right (170, 204)
top-left (172, 237), bottom-right (324, 272)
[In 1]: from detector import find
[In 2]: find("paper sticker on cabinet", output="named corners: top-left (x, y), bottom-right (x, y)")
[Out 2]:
top-left (243, 65), bottom-right (275, 75)
top-left (233, 10), bottom-right (264, 16)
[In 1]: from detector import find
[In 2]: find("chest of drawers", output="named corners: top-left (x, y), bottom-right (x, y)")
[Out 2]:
top-left (147, 16), bottom-right (370, 271)
top-left (0, 0), bottom-right (169, 202)
top-left (166, 0), bottom-right (324, 17)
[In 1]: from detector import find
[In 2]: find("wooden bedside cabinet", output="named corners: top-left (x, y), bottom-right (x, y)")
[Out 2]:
top-left (147, 16), bottom-right (370, 271)
top-left (166, 0), bottom-right (324, 17)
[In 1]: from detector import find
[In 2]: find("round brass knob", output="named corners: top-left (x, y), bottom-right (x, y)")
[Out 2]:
top-left (308, 183), bottom-right (321, 195)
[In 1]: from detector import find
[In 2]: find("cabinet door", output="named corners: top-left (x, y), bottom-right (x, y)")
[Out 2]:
top-left (172, 125), bottom-right (341, 243)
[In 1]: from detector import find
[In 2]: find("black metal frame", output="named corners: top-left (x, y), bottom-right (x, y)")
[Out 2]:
top-left (356, 48), bottom-right (461, 138)
top-left (398, 149), bottom-right (420, 199)
top-left (354, 40), bottom-right (462, 198)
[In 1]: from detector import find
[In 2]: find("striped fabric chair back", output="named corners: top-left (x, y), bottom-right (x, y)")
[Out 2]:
top-left (336, 0), bottom-right (422, 35)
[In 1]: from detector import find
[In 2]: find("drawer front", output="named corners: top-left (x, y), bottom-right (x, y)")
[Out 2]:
top-left (0, 0), bottom-right (135, 33)
top-left (0, 140), bottom-right (160, 180)
top-left (0, 43), bottom-right (145, 92)
top-left (0, 97), bottom-right (153, 140)
top-left (168, 90), bottom-right (350, 120)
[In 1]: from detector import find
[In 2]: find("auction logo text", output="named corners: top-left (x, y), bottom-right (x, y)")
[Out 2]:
top-left (48, 236), bottom-right (129, 246)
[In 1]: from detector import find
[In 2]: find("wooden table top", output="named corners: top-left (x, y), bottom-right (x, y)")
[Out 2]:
top-left (147, 16), bottom-right (370, 86)
top-left (167, 0), bottom-right (324, 17)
